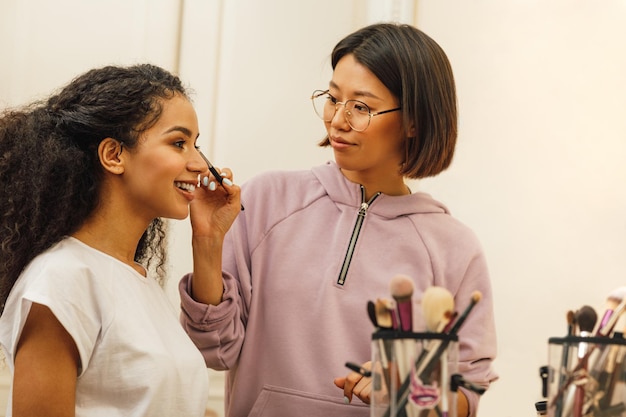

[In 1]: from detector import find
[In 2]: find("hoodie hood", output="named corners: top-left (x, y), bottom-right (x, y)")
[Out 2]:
top-left (312, 161), bottom-right (449, 219)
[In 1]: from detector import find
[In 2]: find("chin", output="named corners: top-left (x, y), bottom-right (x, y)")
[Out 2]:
top-left (167, 207), bottom-right (190, 220)
top-left (333, 158), bottom-right (357, 172)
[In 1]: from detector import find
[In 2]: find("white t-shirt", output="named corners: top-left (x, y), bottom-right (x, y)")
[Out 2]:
top-left (0, 237), bottom-right (209, 417)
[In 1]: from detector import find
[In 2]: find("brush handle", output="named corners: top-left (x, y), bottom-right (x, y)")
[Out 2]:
top-left (572, 385), bottom-right (584, 417)
top-left (599, 298), bottom-right (626, 336)
top-left (440, 350), bottom-right (449, 417)
top-left (198, 150), bottom-right (244, 211)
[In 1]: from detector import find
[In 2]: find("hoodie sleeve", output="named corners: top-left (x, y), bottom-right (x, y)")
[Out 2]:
top-left (178, 177), bottom-right (259, 370)
top-left (179, 271), bottom-right (246, 370)
top-left (446, 236), bottom-right (498, 417)
top-left (454, 253), bottom-right (498, 417)
top-left (414, 212), bottom-right (498, 417)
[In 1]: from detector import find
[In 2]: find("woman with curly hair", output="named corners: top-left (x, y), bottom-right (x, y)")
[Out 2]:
top-left (0, 63), bottom-right (241, 416)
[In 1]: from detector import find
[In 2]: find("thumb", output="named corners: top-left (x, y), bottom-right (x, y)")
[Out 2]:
top-left (333, 377), bottom-right (346, 389)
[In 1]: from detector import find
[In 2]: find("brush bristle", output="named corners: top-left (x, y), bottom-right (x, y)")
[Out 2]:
top-left (421, 286), bottom-right (454, 332)
top-left (608, 287), bottom-right (626, 302)
top-left (375, 298), bottom-right (393, 329)
top-left (389, 274), bottom-right (414, 298)
top-left (367, 300), bottom-right (378, 328)
top-left (471, 291), bottom-right (482, 304)
top-left (576, 305), bottom-right (598, 333)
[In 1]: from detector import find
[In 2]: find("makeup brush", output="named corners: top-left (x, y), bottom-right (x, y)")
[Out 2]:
top-left (375, 298), bottom-right (395, 330)
top-left (417, 291), bottom-right (481, 385)
top-left (198, 150), bottom-right (244, 211)
top-left (415, 286), bottom-right (454, 369)
top-left (412, 287), bottom-right (455, 374)
top-left (572, 305), bottom-right (598, 417)
top-left (367, 300), bottom-right (379, 329)
top-left (389, 274), bottom-right (415, 333)
top-left (597, 287), bottom-right (626, 337)
top-left (442, 291), bottom-right (481, 338)
top-left (597, 333), bottom-right (622, 409)
top-left (418, 287), bottom-right (453, 417)
top-left (374, 297), bottom-right (395, 391)
top-left (555, 310), bottom-right (577, 417)
top-left (421, 286), bottom-right (455, 332)
top-left (567, 310), bottom-right (576, 337)
top-left (388, 276), bottom-right (416, 417)
top-left (577, 306), bottom-right (597, 332)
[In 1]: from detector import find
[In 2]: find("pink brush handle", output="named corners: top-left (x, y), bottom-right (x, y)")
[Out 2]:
top-left (573, 385), bottom-right (584, 417)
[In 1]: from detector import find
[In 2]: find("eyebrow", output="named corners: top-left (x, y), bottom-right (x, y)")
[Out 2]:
top-left (164, 126), bottom-right (200, 139)
top-left (328, 81), bottom-right (382, 101)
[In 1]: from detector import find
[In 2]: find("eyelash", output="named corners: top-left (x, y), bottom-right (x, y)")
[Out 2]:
top-left (173, 140), bottom-right (200, 150)
top-left (327, 92), bottom-right (370, 111)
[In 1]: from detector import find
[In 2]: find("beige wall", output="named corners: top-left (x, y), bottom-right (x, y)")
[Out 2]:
top-left (2, 1), bottom-right (626, 416)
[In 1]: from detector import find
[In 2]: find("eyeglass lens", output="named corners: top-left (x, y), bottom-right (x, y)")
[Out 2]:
top-left (311, 91), bottom-right (371, 132)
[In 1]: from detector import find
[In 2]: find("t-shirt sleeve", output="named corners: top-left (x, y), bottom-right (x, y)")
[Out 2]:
top-left (1, 259), bottom-right (109, 376)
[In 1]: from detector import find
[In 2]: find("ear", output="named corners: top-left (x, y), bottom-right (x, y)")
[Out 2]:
top-left (98, 138), bottom-right (125, 175)
top-left (406, 120), bottom-right (417, 138)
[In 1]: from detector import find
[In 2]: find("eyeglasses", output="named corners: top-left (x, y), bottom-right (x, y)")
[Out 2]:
top-left (311, 89), bottom-right (401, 132)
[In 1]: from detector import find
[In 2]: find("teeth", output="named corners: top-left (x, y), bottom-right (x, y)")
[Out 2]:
top-left (175, 181), bottom-right (196, 193)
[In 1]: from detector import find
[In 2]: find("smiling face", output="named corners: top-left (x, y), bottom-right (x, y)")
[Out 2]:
top-left (325, 54), bottom-right (407, 191)
top-left (120, 94), bottom-right (204, 221)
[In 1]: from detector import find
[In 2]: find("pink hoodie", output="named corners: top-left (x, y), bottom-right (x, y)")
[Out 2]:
top-left (180, 161), bottom-right (498, 417)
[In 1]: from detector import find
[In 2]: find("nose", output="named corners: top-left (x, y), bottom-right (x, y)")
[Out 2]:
top-left (330, 102), bottom-right (351, 130)
top-left (189, 149), bottom-right (206, 173)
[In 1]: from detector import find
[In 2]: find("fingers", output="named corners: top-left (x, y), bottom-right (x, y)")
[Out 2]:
top-left (200, 167), bottom-right (235, 190)
top-left (354, 379), bottom-right (372, 404)
top-left (336, 372), bottom-right (372, 405)
top-left (196, 166), bottom-right (243, 212)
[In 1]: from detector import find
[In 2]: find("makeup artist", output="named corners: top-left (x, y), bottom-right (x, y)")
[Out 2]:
top-left (181, 22), bottom-right (498, 417)
top-left (0, 64), bottom-right (241, 416)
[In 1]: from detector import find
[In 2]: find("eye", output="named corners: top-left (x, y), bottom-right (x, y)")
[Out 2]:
top-left (351, 101), bottom-right (370, 114)
top-left (174, 140), bottom-right (186, 149)
top-left (327, 93), bottom-right (338, 104)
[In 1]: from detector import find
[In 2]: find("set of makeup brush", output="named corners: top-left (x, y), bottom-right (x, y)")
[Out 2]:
top-left (540, 287), bottom-right (626, 417)
top-left (360, 274), bottom-right (484, 417)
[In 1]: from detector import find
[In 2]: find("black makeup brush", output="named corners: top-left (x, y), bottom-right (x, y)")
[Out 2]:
top-left (198, 150), bottom-right (244, 211)
top-left (367, 300), bottom-right (378, 328)
top-left (555, 310), bottom-right (577, 417)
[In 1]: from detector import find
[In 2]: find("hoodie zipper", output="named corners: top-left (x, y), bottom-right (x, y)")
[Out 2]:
top-left (337, 186), bottom-right (381, 286)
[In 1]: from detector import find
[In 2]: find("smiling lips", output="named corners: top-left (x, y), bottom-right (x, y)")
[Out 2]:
top-left (175, 181), bottom-right (196, 193)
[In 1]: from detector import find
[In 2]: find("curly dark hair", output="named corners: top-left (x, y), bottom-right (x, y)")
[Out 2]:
top-left (0, 63), bottom-right (189, 310)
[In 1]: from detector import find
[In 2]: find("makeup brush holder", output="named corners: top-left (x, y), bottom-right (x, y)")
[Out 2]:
top-left (546, 335), bottom-right (626, 417)
top-left (370, 331), bottom-right (458, 417)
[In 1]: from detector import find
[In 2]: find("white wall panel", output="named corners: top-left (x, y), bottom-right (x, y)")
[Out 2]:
top-left (0, 0), bottom-right (181, 107)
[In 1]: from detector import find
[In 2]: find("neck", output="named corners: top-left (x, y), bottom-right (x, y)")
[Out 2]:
top-left (72, 205), bottom-right (150, 275)
top-left (340, 168), bottom-right (410, 200)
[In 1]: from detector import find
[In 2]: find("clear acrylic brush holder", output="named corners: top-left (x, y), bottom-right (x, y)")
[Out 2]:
top-left (546, 335), bottom-right (626, 417)
top-left (370, 331), bottom-right (458, 417)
